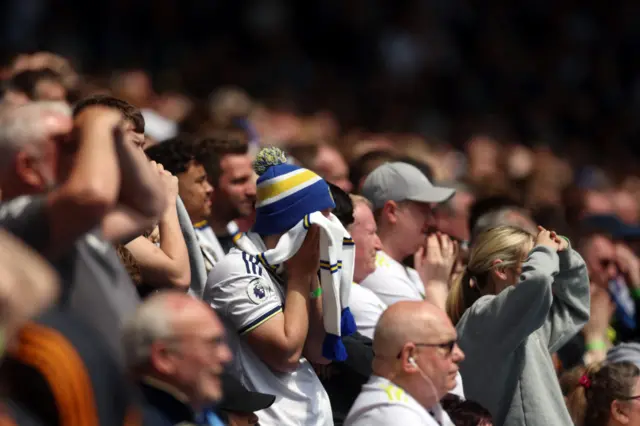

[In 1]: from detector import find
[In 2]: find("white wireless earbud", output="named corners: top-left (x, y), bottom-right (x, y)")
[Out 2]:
top-left (409, 357), bottom-right (417, 367)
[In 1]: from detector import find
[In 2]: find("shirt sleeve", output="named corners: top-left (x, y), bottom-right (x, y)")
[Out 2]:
top-left (361, 269), bottom-right (423, 306)
top-left (0, 195), bottom-right (50, 254)
top-left (206, 255), bottom-right (283, 336)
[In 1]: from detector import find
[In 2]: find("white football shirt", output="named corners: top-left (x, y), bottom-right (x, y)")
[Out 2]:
top-left (359, 251), bottom-right (466, 399)
top-left (349, 283), bottom-right (387, 339)
top-left (360, 251), bottom-right (425, 306)
top-left (345, 375), bottom-right (454, 426)
top-left (205, 248), bottom-right (333, 426)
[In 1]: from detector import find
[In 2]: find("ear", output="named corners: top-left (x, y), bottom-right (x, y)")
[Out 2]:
top-left (490, 259), bottom-right (508, 281)
top-left (383, 201), bottom-right (399, 225)
top-left (149, 341), bottom-right (178, 376)
top-left (400, 344), bottom-right (418, 374)
top-left (15, 151), bottom-right (42, 189)
top-left (611, 400), bottom-right (630, 424)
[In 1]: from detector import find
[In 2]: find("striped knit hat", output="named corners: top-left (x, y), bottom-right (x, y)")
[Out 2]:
top-left (252, 147), bottom-right (336, 235)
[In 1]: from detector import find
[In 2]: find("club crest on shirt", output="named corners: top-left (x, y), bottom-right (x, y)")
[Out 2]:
top-left (247, 278), bottom-right (272, 304)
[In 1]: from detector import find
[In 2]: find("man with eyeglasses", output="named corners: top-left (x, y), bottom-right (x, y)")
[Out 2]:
top-left (123, 291), bottom-right (233, 425)
top-left (345, 301), bottom-right (464, 426)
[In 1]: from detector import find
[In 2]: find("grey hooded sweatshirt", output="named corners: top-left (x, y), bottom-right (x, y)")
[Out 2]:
top-left (456, 245), bottom-right (590, 426)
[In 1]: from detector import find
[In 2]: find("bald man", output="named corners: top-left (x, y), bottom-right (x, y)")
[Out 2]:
top-left (345, 301), bottom-right (464, 426)
top-left (123, 291), bottom-right (232, 425)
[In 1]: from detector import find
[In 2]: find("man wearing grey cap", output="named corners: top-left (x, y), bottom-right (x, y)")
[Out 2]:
top-left (360, 162), bottom-right (457, 306)
top-left (360, 162), bottom-right (465, 398)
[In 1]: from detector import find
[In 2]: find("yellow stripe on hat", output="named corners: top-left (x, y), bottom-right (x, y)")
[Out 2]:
top-left (257, 169), bottom-right (321, 206)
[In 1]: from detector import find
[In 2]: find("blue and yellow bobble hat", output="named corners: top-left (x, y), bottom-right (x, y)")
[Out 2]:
top-left (252, 147), bottom-right (336, 236)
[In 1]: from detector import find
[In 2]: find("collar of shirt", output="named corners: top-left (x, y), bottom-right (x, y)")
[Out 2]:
top-left (142, 376), bottom-right (191, 405)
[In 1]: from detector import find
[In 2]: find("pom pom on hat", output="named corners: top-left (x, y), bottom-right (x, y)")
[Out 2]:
top-left (252, 146), bottom-right (335, 235)
top-left (254, 147), bottom-right (288, 176)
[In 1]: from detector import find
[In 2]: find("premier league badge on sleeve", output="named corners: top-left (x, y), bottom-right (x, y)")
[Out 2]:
top-left (247, 278), bottom-right (272, 304)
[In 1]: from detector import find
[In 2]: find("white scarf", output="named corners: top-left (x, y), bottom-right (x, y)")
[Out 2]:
top-left (227, 212), bottom-right (357, 361)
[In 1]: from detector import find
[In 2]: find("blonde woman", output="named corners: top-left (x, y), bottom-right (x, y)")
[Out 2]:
top-left (447, 226), bottom-right (590, 426)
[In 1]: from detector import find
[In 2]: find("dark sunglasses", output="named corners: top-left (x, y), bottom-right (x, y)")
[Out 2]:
top-left (396, 339), bottom-right (457, 359)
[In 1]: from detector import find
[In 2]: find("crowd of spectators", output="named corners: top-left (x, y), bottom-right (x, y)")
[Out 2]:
top-left (0, 2), bottom-right (639, 425)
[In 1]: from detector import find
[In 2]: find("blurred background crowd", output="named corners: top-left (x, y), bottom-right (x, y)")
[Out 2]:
top-left (0, 1), bottom-right (640, 426)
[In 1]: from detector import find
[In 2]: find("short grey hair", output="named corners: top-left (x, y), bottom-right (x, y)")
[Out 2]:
top-left (472, 207), bottom-right (536, 240)
top-left (0, 101), bottom-right (72, 171)
top-left (122, 293), bottom-right (176, 369)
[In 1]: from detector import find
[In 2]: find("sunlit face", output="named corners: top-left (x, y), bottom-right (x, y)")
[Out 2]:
top-left (612, 377), bottom-right (640, 426)
top-left (314, 146), bottom-right (352, 193)
top-left (165, 305), bottom-right (233, 406)
top-left (393, 201), bottom-right (436, 256)
top-left (213, 154), bottom-right (256, 221)
top-left (349, 203), bottom-right (382, 282)
top-left (411, 325), bottom-right (464, 400)
top-left (491, 241), bottom-right (533, 294)
top-left (178, 162), bottom-right (214, 224)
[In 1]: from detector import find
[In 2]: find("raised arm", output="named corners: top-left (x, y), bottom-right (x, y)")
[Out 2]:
top-left (101, 133), bottom-right (166, 243)
top-left (45, 107), bottom-right (122, 255)
top-left (303, 275), bottom-right (330, 365)
top-left (416, 233), bottom-right (458, 311)
top-left (122, 169), bottom-right (190, 290)
top-left (462, 245), bottom-right (560, 354)
top-left (245, 228), bottom-right (320, 372)
top-left (113, 131), bottom-right (166, 218)
top-left (541, 244), bottom-right (591, 353)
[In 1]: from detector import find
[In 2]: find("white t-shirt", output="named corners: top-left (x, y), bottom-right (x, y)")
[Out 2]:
top-left (359, 251), bottom-right (466, 400)
top-left (361, 251), bottom-right (425, 306)
top-left (205, 248), bottom-right (333, 426)
top-left (345, 375), bottom-right (454, 426)
top-left (349, 283), bottom-right (387, 339)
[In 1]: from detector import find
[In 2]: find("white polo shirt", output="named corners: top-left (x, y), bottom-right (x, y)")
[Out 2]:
top-left (345, 375), bottom-right (454, 426)
top-left (349, 283), bottom-right (387, 339)
top-left (360, 251), bottom-right (425, 306)
top-left (205, 248), bottom-right (333, 426)
top-left (358, 251), bottom-right (466, 400)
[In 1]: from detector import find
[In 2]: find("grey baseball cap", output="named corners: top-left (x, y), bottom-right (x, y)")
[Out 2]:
top-left (362, 162), bottom-right (455, 210)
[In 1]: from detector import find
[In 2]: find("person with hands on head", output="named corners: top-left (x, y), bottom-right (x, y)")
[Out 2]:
top-left (0, 101), bottom-right (166, 362)
top-left (448, 226), bottom-right (590, 426)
